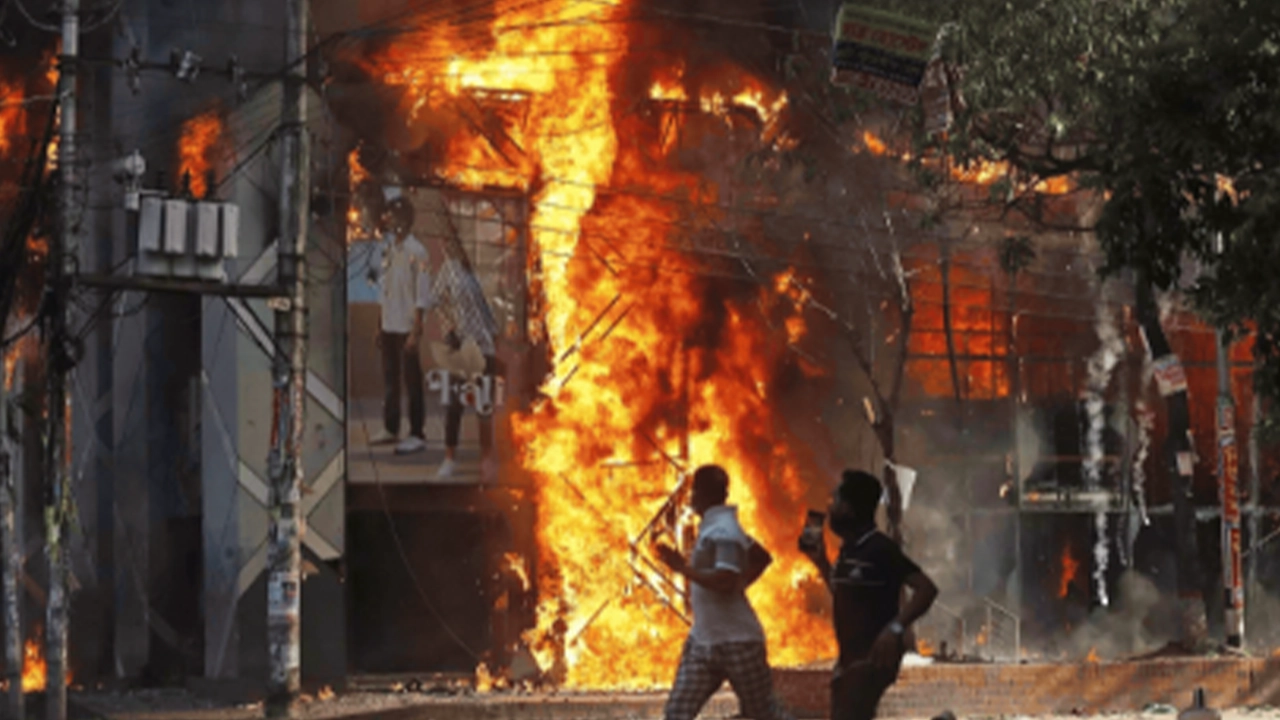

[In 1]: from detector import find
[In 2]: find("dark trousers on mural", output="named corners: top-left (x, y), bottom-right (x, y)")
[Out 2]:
top-left (444, 354), bottom-right (502, 455)
top-left (381, 331), bottom-right (424, 438)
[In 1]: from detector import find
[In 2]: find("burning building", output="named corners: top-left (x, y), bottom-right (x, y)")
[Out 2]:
top-left (0, 0), bottom-right (1273, 703)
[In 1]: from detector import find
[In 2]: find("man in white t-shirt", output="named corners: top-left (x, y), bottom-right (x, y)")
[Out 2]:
top-left (654, 465), bottom-right (794, 720)
top-left (369, 197), bottom-right (429, 455)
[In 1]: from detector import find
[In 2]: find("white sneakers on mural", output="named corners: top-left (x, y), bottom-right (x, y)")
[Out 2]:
top-left (369, 429), bottom-right (398, 446)
top-left (395, 436), bottom-right (426, 455)
top-left (436, 458), bottom-right (457, 480)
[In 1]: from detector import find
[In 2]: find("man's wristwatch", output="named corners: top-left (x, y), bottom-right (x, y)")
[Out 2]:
top-left (887, 620), bottom-right (905, 637)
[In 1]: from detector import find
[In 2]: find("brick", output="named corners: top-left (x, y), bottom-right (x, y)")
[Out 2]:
top-left (774, 657), bottom-right (1280, 719)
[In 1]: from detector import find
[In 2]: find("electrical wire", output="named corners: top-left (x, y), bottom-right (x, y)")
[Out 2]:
top-left (340, 197), bottom-right (1112, 312)
top-left (11, 0), bottom-right (55, 32)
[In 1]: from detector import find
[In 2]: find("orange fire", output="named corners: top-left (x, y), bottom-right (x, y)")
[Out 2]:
top-left (504, 552), bottom-right (531, 592)
top-left (177, 110), bottom-right (224, 199)
top-left (21, 638), bottom-right (44, 692)
top-left (1084, 647), bottom-right (1099, 664)
top-left (860, 130), bottom-right (1072, 195)
top-left (916, 638), bottom-right (935, 657)
top-left (19, 629), bottom-right (69, 693)
top-left (905, 248), bottom-right (1011, 400)
top-left (346, 148), bottom-right (370, 230)
top-left (0, 79), bottom-right (27, 157)
top-left (367, 0), bottom-right (833, 689)
top-left (25, 234), bottom-right (47, 261)
top-left (1058, 544), bottom-right (1079, 599)
top-left (2, 344), bottom-right (17, 391)
top-left (475, 662), bottom-right (495, 694)
top-left (348, 146), bottom-right (369, 188)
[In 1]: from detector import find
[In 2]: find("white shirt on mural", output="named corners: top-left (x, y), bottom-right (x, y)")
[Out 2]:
top-left (688, 505), bottom-right (766, 646)
top-left (378, 233), bottom-right (428, 335)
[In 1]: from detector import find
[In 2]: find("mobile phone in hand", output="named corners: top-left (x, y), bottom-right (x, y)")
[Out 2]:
top-left (799, 510), bottom-right (825, 550)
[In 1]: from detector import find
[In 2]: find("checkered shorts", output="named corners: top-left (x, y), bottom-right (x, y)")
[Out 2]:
top-left (664, 638), bottom-right (794, 720)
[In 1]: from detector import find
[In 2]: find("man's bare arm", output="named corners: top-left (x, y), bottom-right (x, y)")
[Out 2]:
top-left (655, 543), bottom-right (742, 593)
top-left (895, 570), bottom-right (938, 628)
top-left (681, 565), bottom-right (740, 593)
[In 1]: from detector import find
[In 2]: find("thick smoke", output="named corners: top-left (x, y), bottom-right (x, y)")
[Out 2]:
top-left (1061, 570), bottom-right (1175, 659)
top-left (1084, 291), bottom-right (1125, 607)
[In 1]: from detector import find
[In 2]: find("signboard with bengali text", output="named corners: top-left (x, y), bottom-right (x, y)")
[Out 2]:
top-left (831, 4), bottom-right (938, 105)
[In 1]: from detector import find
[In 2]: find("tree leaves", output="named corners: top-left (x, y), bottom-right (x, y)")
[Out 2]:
top-left (930, 0), bottom-right (1280, 418)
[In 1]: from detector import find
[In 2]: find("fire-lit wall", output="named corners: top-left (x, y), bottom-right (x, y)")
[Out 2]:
top-left (890, 232), bottom-right (1278, 658)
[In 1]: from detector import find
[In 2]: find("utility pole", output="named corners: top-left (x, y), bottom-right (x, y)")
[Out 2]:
top-left (1215, 329), bottom-right (1244, 648)
top-left (1247, 380), bottom-right (1261, 651)
top-left (265, 0), bottom-right (310, 715)
top-left (46, 1), bottom-right (80, 718)
top-left (1212, 231), bottom-right (1244, 650)
top-left (1, 356), bottom-right (22, 720)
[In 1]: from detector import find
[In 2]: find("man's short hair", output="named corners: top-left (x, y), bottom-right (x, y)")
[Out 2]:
top-left (692, 464), bottom-right (729, 505)
top-left (838, 469), bottom-right (883, 512)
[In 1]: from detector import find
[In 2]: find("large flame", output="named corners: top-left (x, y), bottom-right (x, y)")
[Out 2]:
top-left (369, 0), bottom-right (832, 689)
top-left (177, 110), bottom-right (224, 199)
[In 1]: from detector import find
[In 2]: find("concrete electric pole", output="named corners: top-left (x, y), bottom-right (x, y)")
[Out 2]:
top-left (1212, 232), bottom-right (1244, 650)
top-left (0, 355), bottom-right (22, 720)
top-left (265, 0), bottom-right (310, 715)
top-left (46, 1), bottom-right (80, 718)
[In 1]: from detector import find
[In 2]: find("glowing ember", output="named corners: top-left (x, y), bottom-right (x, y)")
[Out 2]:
top-left (348, 147), bottom-right (369, 188)
top-left (368, 0), bottom-right (835, 689)
top-left (861, 130), bottom-right (1073, 195)
top-left (45, 106), bottom-right (59, 175)
top-left (731, 85), bottom-right (787, 129)
top-left (25, 234), bottom-right (48, 261)
top-left (19, 629), bottom-right (69, 694)
top-left (475, 662), bottom-right (494, 694)
top-left (504, 552), bottom-right (531, 592)
top-left (21, 638), bottom-right (44, 693)
top-left (2, 345), bottom-right (17, 391)
top-left (1058, 544), bottom-right (1079, 599)
top-left (649, 78), bottom-right (687, 103)
top-left (44, 45), bottom-right (58, 88)
top-left (861, 131), bottom-right (888, 156)
top-left (176, 110), bottom-right (224, 199)
top-left (1085, 647), bottom-right (1099, 664)
top-left (916, 638), bottom-right (935, 657)
top-left (346, 148), bottom-right (371, 234)
top-left (0, 80), bottom-right (27, 156)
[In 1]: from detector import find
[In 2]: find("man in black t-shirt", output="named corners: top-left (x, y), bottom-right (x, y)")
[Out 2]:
top-left (800, 470), bottom-right (938, 720)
